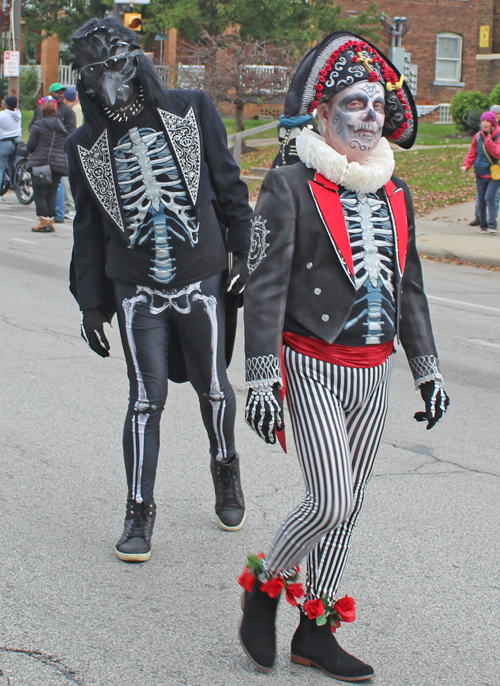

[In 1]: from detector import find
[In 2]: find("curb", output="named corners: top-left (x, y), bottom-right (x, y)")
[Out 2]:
top-left (417, 244), bottom-right (500, 268)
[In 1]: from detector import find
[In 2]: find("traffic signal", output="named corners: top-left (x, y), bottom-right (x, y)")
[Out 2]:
top-left (124, 13), bottom-right (142, 31)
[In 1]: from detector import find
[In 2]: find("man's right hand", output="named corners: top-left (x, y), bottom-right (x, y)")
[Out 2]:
top-left (245, 385), bottom-right (284, 444)
top-left (81, 308), bottom-right (110, 358)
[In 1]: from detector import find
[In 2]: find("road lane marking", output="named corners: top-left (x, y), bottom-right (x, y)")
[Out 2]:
top-left (9, 237), bottom-right (38, 244)
top-left (468, 339), bottom-right (500, 349)
top-left (0, 214), bottom-right (35, 223)
top-left (427, 295), bottom-right (500, 314)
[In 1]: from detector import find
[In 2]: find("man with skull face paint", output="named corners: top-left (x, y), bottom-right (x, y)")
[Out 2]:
top-left (67, 18), bottom-right (252, 562)
top-left (239, 32), bottom-right (449, 679)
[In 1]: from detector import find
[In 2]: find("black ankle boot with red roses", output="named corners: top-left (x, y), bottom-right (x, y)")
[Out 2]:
top-left (291, 597), bottom-right (374, 681)
top-left (238, 555), bottom-right (372, 680)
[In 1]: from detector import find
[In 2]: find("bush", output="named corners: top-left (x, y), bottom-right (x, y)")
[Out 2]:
top-left (19, 67), bottom-right (40, 110)
top-left (490, 83), bottom-right (500, 107)
top-left (450, 91), bottom-right (490, 131)
top-left (463, 108), bottom-right (483, 133)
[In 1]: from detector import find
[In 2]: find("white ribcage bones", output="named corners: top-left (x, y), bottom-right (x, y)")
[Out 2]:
top-left (114, 127), bottom-right (199, 284)
top-left (341, 191), bottom-right (395, 344)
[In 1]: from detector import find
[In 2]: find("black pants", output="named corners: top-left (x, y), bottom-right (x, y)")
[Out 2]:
top-left (31, 172), bottom-right (62, 218)
top-left (114, 274), bottom-right (236, 503)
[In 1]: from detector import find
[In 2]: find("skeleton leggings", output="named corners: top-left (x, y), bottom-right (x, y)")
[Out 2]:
top-left (114, 274), bottom-right (236, 504)
top-left (263, 346), bottom-right (393, 602)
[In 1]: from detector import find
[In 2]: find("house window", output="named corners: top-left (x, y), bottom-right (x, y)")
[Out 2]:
top-left (435, 33), bottom-right (463, 83)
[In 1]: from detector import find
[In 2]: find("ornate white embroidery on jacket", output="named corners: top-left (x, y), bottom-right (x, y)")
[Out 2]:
top-left (158, 107), bottom-right (201, 206)
top-left (77, 129), bottom-right (124, 231)
top-left (248, 216), bottom-right (270, 273)
top-left (245, 355), bottom-right (282, 389)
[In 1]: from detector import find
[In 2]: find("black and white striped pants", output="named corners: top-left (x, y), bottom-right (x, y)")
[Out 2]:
top-left (264, 346), bottom-right (393, 603)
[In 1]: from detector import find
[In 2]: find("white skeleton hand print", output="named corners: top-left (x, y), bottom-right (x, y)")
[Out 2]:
top-left (114, 127), bottom-right (199, 284)
top-left (341, 190), bottom-right (395, 344)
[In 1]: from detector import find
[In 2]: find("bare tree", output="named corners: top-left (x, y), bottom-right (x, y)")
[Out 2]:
top-left (179, 28), bottom-right (299, 132)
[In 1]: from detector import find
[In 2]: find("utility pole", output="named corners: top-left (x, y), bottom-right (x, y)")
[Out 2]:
top-left (7, 0), bottom-right (22, 97)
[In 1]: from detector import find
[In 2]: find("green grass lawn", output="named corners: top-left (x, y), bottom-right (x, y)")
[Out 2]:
top-left (21, 109), bottom-right (33, 141)
top-left (414, 122), bottom-right (471, 146)
top-left (222, 117), bottom-right (278, 140)
top-left (240, 143), bottom-right (476, 213)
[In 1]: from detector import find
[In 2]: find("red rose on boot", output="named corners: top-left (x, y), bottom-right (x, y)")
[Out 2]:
top-left (303, 598), bottom-right (325, 620)
top-left (238, 567), bottom-right (256, 593)
top-left (330, 617), bottom-right (341, 633)
top-left (334, 595), bottom-right (356, 623)
top-left (285, 582), bottom-right (305, 607)
top-left (260, 577), bottom-right (285, 598)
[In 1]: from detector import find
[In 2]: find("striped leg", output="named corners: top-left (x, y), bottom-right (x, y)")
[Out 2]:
top-left (306, 357), bottom-right (393, 602)
top-left (264, 347), bottom-right (355, 576)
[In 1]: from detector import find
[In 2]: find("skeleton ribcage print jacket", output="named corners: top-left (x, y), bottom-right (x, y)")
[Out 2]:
top-left (244, 162), bottom-right (442, 390)
top-left (67, 90), bottom-right (252, 315)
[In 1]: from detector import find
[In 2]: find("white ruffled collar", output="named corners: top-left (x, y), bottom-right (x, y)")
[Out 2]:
top-left (296, 128), bottom-right (395, 194)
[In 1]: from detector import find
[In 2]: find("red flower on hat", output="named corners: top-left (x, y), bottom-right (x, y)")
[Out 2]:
top-left (368, 71), bottom-right (379, 82)
top-left (405, 111), bottom-right (412, 120)
top-left (310, 99), bottom-right (319, 110)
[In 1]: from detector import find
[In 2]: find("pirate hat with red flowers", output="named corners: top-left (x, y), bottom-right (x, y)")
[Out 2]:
top-left (284, 31), bottom-right (417, 149)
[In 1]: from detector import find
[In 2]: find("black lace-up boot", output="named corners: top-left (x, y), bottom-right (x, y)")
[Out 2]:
top-left (239, 581), bottom-right (280, 672)
top-left (291, 610), bottom-right (374, 681)
top-left (115, 499), bottom-right (156, 562)
top-left (210, 453), bottom-right (246, 531)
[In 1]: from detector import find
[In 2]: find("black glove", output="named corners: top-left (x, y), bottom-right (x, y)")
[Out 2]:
top-left (226, 251), bottom-right (249, 296)
top-left (81, 308), bottom-right (110, 358)
top-left (245, 384), bottom-right (284, 444)
top-left (414, 381), bottom-right (450, 430)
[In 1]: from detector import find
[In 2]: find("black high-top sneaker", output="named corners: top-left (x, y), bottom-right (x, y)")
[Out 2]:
top-left (115, 499), bottom-right (156, 562)
top-left (210, 453), bottom-right (246, 531)
top-left (239, 581), bottom-right (280, 672)
top-left (291, 610), bottom-right (374, 681)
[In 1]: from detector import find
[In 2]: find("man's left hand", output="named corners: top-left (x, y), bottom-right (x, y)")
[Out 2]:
top-left (414, 381), bottom-right (450, 430)
top-left (226, 252), bottom-right (249, 296)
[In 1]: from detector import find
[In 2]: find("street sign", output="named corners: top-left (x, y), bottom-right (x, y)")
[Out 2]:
top-left (3, 51), bottom-right (20, 77)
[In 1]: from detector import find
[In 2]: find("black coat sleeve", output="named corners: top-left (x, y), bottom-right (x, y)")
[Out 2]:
top-left (67, 136), bottom-right (116, 317)
top-left (244, 169), bottom-right (297, 388)
top-left (397, 179), bottom-right (441, 386)
top-left (197, 90), bottom-right (252, 253)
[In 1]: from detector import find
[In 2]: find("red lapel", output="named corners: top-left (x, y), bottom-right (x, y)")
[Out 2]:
top-left (309, 172), bottom-right (355, 284)
top-left (384, 179), bottom-right (408, 275)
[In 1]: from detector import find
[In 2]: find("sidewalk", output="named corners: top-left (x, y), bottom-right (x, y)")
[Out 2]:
top-left (415, 200), bottom-right (500, 267)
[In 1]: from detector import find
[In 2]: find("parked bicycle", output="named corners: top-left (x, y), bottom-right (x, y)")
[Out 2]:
top-left (0, 143), bottom-right (34, 205)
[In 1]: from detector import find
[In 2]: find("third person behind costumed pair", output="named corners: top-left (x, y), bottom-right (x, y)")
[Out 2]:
top-left (238, 31), bottom-right (450, 682)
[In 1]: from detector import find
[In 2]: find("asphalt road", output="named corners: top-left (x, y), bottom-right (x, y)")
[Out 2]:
top-left (1, 193), bottom-right (499, 686)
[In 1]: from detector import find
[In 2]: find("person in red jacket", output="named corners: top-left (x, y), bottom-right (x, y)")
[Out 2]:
top-left (462, 111), bottom-right (500, 234)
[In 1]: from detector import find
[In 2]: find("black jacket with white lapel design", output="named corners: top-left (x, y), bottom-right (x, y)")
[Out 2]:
top-left (67, 88), bottom-right (252, 315)
top-left (244, 160), bottom-right (439, 389)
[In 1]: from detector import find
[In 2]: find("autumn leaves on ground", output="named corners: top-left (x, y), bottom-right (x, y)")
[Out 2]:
top-left (234, 122), bottom-right (476, 215)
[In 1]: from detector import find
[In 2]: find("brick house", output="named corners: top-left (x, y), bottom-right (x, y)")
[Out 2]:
top-left (353, 0), bottom-right (500, 105)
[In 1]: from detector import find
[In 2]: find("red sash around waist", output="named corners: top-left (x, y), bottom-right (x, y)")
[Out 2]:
top-left (282, 332), bottom-right (394, 368)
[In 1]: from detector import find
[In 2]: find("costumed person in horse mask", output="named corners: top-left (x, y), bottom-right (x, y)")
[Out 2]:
top-left (67, 18), bottom-right (251, 562)
top-left (238, 31), bottom-right (449, 680)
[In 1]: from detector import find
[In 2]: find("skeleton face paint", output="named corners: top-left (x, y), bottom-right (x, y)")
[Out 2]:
top-left (320, 80), bottom-right (385, 164)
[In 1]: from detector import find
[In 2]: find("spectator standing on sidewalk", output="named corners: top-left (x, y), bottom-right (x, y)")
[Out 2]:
top-left (462, 111), bottom-right (500, 234)
top-left (58, 87), bottom-right (80, 221)
top-left (0, 95), bottom-right (22, 199)
top-left (27, 99), bottom-right (69, 233)
top-left (30, 83), bottom-right (77, 135)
